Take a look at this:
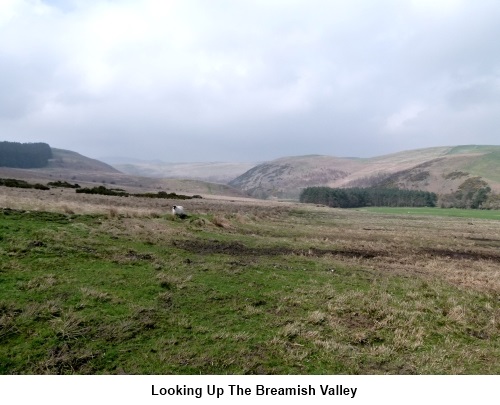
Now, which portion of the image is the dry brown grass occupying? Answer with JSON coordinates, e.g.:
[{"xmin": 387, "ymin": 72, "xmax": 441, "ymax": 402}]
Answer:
[
  {"xmin": 2, "ymin": 182, "xmax": 499, "ymax": 375},
  {"xmin": 1, "ymin": 200, "xmax": 497, "ymax": 375},
  {"xmin": 2, "ymin": 184, "xmax": 499, "ymax": 303}
]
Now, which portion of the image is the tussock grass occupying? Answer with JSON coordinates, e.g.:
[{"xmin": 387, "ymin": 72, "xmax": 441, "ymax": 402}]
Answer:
[{"xmin": 0, "ymin": 188, "xmax": 499, "ymax": 374}]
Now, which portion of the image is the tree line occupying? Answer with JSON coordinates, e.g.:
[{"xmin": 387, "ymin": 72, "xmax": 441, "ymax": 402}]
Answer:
[
  {"xmin": 1, "ymin": 179, "xmax": 203, "ymax": 200},
  {"xmin": 300, "ymin": 187, "xmax": 437, "ymax": 208},
  {"xmin": 0, "ymin": 141, "xmax": 52, "ymax": 168},
  {"xmin": 76, "ymin": 185, "xmax": 202, "ymax": 199},
  {"xmin": 0, "ymin": 178, "xmax": 49, "ymax": 190},
  {"xmin": 439, "ymin": 177, "xmax": 492, "ymax": 209}
]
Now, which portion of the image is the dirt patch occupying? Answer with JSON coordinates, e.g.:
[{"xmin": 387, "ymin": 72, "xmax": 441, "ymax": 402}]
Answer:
[
  {"xmin": 337, "ymin": 312, "xmax": 378, "ymax": 330},
  {"xmin": 172, "ymin": 239, "xmax": 286, "ymax": 256},
  {"xmin": 125, "ymin": 249, "xmax": 155, "ymax": 261},
  {"xmin": 173, "ymin": 238, "xmax": 500, "ymax": 266},
  {"xmin": 309, "ymin": 247, "xmax": 379, "ymax": 259},
  {"xmin": 41, "ymin": 343, "xmax": 98, "ymax": 374},
  {"xmin": 422, "ymin": 248, "xmax": 500, "ymax": 262},
  {"xmin": 465, "ymin": 237, "xmax": 500, "ymax": 248},
  {"xmin": 172, "ymin": 239, "xmax": 381, "ymax": 259}
]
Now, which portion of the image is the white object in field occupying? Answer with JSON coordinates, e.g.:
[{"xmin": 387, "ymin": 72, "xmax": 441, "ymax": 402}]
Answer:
[{"xmin": 172, "ymin": 205, "xmax": 186, "ymax": 217}]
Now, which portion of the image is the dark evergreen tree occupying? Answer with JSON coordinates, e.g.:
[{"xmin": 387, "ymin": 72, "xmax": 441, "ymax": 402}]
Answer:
[
  {"xmin": 0, "ymin": 141, "xmax": 52, "ymax": 168},
  {"xmin": 300, "ymin": 187, "xmax": 437, "ymax": 208}
]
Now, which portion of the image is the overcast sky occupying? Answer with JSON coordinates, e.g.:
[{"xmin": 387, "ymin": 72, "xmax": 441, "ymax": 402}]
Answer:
[{"xmin": 1, "ymin": 0, "xmax": 500, "ymax": 162}]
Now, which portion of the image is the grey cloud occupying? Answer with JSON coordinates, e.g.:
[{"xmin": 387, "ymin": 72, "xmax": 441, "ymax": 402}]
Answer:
[
  {"xmin": 447, "ymin": 79, "xmax": 500, "ymax": 111},
  {"xmin": 1, "ymin": 0, "xmax": 500, "ymax": 162}
]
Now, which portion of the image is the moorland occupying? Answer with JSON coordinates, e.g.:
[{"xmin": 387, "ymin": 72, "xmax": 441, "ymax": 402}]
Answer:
[{"xmin": 1, "ymin": 185, "xmax": 499, "ymax": 374}]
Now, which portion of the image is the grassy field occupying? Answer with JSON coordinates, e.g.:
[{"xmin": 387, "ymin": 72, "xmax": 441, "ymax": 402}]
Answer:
[
  {"xmin": 359, "ymin": 206, "xmax": 500, "ymax": 220},
  {"xmin": 1, "ymin": 187, "xmax": 499, "ymax": 374}
]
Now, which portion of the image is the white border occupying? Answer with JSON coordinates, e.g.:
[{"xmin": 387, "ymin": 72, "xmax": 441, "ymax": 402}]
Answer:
[{"xmin": 1, "ymin": 375, "xmax": 499, "ymax": 405}]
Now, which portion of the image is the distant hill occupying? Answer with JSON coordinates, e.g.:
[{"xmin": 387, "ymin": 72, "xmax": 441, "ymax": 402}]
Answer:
[
  {"xmin": 49, "ymin": 148, "xmax": 121, "ymax": 173},
  {"xmin": 229, "ymin": 145, "xmax": 500, "ymax": 200},
  {"xmin": 4, "ymin": 144, "xmax": 499, "ymax": 202},
  {"xmin": 229, "ymin": 155, "xmax": 357, "ymax": 199},
  {"xmin": 108, "ymin": 160, "xmax": 257, "ymax": 184},
  {"xmin": 0, "ymin": 147, "xmax": 248, "ymax": 198}
]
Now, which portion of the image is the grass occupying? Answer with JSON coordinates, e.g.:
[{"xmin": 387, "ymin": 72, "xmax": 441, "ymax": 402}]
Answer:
[
  {"xmin": 1, "ymin": 189, "xmax": 499, "ymax": 374},
  {"xmin": 461, "ymin": 151, "xmax": 500, "ymax": 183},
  {"xmin": 359, "ymin": 206, "xmax": 500, "ymax": 220}
]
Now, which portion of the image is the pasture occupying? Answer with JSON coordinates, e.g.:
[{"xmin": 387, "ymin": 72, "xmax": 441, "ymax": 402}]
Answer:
[
  {"xmin": 0, "ymin": 186, "xmax": 499, "ymax": 374},
  {"xmin": 360, "ymin": 206, "xmax": 500, "ymax": 220}
]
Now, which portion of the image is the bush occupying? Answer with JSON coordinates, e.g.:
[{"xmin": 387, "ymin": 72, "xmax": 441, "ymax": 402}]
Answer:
[
  {"xmin": 0, "ymin": 178, "xmax": 50, "ymax": 191},
  {"xmin": 74, "ymin": 185, "xmax": 202, "ymax": 200},
  {"xmin": 47, "ymin": 181, "xmax": 81, "ymax": 189}
]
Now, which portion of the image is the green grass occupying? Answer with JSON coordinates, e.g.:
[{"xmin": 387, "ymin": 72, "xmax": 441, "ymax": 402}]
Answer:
[
  {"xmin": 0, "ymin": 208, "xmax": 498, "ymax": 374},
  {"xmin": 446, "ymin": 145, "xmax": 500, "ymax": 155},
  {"xmin": 358, "ymin": 206, "xmax": 500, "ymax": 220},
  {"xmin": 461, "ymin": 151, "xmax": 500, "ymax": 183},
  {"xmin": 444, "ymin": 145, "xmax": 500, "ymax": 182}
]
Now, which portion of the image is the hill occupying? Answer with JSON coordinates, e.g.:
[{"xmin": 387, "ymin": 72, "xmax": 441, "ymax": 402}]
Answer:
[
  {"xmin": 4, "ymin": 144, "xmax": 499, "ymax": 202},
  {"xmin": 109, "ymin": 160, "xmax": 257, "ymax": 184},
  {"xmin": 48, "ymin": 148, "xmax": 121, "ymax": 173},
  {"xmin": 0, "ymin": 147, "xmax": 247, "ymax": 198},
  {"xmin": 229, "ymin": 145, "xmax": 500, "ymax": 200}
]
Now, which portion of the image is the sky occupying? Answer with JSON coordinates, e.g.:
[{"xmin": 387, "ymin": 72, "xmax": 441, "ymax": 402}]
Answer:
[{"xmin": 1, "ymin": 0, "xmax": 500, "ymax": 162}]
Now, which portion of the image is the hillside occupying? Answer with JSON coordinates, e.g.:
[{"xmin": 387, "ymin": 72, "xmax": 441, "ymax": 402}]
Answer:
[
  {"xmin": 229, "ymin": 155, "xmax": 359, "ymax": 199},
  {"xmin": 110, "ymin": 160, "xmax": 256, "ymax": 184},
  {"xmin": 4, "ymin": 144, "xmax": 499, "ymax": 202},
  {"xmin": 0, "ymin": 147, "xmax": 247, "ymax": 198},
  {"xmin": 48, "ymin": 148, "xmax": 121, "ymax": 173},
  {"xmin": 229, "ymin": 145, "xmax": 500, "ymax": 200}
]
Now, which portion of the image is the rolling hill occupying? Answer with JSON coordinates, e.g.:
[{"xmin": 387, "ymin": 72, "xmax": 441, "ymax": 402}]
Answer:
[
  {"xmin": 229, "ymin": 145, "xmax": 500, "ymax": 200},
  {"xmin": 48, "ymin": 148, "xmax": 121, "ymax": 173},
  {"xmin": 109, "ymin": 160, "xmax": 257, "ymax": 184},
  {"xmin": 3, "ymin": 144, "xmax": 499, "ymax": 202},
  {"xmin": 0, "ymin": 147, "xmax": 247, "ymax": 198}
]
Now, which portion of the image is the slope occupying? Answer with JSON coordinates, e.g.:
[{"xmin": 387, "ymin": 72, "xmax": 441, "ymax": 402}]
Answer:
[
  {"xmin": 0, "ymin": 148, "xmax": 248, "ymax": 198},
  {"xmin": 229, "ymin": 145, "xmax": 500, "ymax": 200}
]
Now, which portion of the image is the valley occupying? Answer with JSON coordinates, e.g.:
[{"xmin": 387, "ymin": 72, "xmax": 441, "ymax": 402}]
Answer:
[{"xmin": 1, "ymin": 143, "xmax": 499, "ymax": 374}]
